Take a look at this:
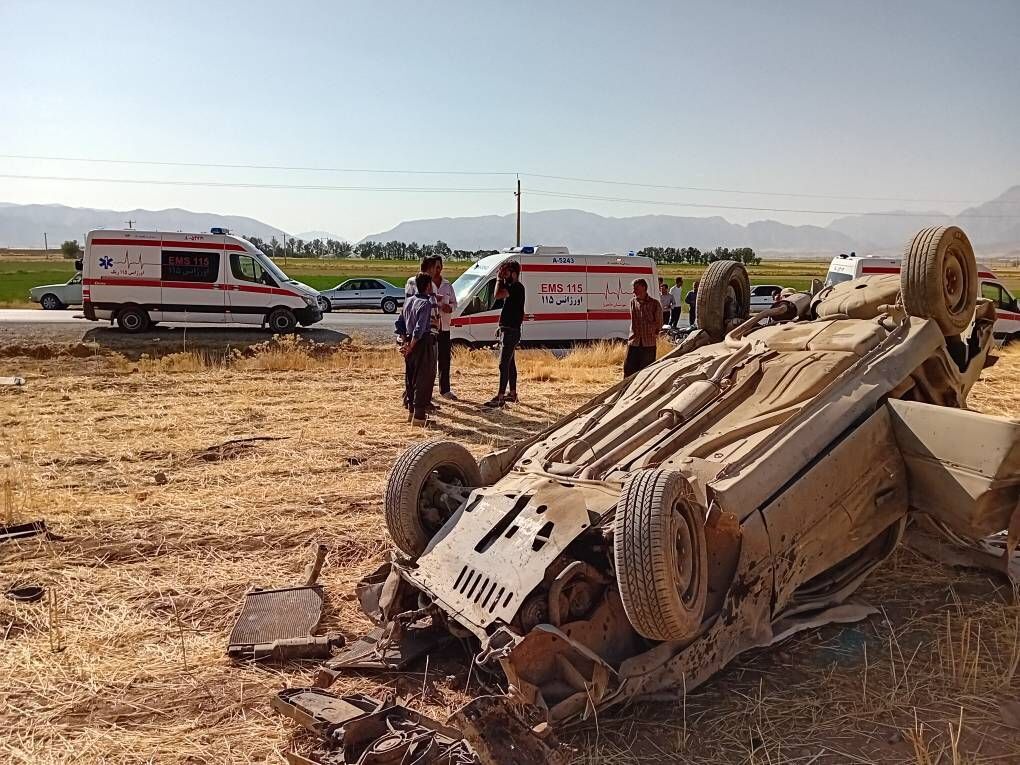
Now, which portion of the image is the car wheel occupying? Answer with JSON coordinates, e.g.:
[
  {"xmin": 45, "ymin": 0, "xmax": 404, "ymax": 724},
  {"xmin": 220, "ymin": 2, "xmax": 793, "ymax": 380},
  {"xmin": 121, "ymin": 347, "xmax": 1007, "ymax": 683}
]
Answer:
[
  {"xmin": 40, "ymin": 294, "xmax": 64, "ymax": 310},
  {"xmin": 385, "ymin": 440, "xmax": 482, "ymax": 558},
  {"xmin": 901, "ymin": 225, "xmax": 977, "ymax": 336},
  {"xmin": 696, "ymin": 260, "xmax": 750, "ymax": 342},
  {"xmin": 613, "ymin": 469, "xmax": 708, "ymax": 642},
  {"xmin": 317, "ymin": 296, "xmax": 331, "ymax": 313},
  {"xmin": 116, "ymin": 306, "xmax": 151, "ymax": 333},
  {"xmin": 382, "ymin": 297, "xmax": 398, "ymax": 314},
  {"xmin": 267, "ymin": 307, "xmax": 298, "ymax": 333}
]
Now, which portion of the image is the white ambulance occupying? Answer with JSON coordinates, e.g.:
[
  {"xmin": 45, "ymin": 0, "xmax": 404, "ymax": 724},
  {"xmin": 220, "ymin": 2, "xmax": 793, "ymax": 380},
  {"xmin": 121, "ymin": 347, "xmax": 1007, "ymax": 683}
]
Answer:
[
  {"xmin": 825, "ymin": 252, "xmax": 1020, "ymax": 342},
  {"xmin": 80, "ymin": 228, "xmax": 323, "ymax": 332},
  {"xmin": 448, "ymin": 246, "xmax": 658, "ymax": 346}
]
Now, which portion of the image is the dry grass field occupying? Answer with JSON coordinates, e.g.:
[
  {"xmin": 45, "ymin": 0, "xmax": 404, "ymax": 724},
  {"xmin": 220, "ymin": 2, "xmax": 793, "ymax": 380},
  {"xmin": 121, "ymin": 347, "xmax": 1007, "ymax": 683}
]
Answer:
[{"xmin": 1, "ymin": 338, "xmax": 1018, "ymax": 764}]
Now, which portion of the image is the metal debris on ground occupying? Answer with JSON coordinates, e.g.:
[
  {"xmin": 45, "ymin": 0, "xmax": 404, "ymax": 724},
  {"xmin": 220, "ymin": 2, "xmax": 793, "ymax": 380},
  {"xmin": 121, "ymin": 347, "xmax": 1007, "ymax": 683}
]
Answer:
[
  {"xmin": 5, "ymin": 584, "xmax": 45, "ymax": 603},
  {"xmin": 0, "ymin": 376, "xmax": 25, "ymax": 386},
  {"xmin": 228, "ymin": 544, "xmax": 344, "ymax": 662},
  {"xmin": 0, "ymin": 520, "xmax": 49, "ymax": 544},
  {"xmin": 272, "ymin": 688, "xmax": 562, "ymax": 765}
]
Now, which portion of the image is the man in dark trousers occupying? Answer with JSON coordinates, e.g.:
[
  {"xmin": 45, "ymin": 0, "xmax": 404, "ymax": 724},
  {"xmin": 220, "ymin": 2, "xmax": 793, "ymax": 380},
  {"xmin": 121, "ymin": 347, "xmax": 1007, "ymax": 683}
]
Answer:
[
  {"xmin": 624, "ymin": 278, "xmax": 661, "ymax": 378},
  {"xmin": 401, "ymin": 272, "xmax": 438, "ymax": 426},
  {"xmin": 483, "ymin": 259, "xmax": 524, "ymax": 408},
  {"xmin": 685, "ymin": 279, "xmax": 699, "ymax": 327},
  {"xmin": 432, "ymin": 256, "xmax": 459, "ymax": 400}
]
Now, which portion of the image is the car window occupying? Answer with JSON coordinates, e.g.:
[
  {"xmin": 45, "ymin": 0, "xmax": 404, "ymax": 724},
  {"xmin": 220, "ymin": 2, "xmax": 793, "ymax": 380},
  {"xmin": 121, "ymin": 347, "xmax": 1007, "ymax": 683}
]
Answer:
[
  {"xmin": 230, "ymin": 253, "xmax": 277, "ymax": 287},
  {"xmin": 461, "ymin": 278, "xmax": 497, "ymax": 316},
  {"xmin": 982, "ymin": 282, "xmax": 1004, "ymax": 305},
  {"xmin": 69, "ymin": 273, "xmax": 82, "ymax": 285},
  {"xmin": 752, "ymin": 285, "xmax": 774, "ymax": 296},
  {"xmin": 364, "ymin": 280, "xmax": 383, "ymax": 290}
]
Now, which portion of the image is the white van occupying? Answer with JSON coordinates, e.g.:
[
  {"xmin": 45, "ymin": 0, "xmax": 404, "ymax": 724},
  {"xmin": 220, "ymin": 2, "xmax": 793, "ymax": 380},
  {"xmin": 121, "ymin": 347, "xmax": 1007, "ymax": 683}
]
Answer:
[
  {"xmin": 448, "ymin": 246, "xmax": 658, "ymax": 346},
  {"xmin": 825, "ymin": 252, "xmax": 1020, "ymax": 342},
  {"xmin": 81, "ymin": 229, "xmax": 323, "ymax": 332}
]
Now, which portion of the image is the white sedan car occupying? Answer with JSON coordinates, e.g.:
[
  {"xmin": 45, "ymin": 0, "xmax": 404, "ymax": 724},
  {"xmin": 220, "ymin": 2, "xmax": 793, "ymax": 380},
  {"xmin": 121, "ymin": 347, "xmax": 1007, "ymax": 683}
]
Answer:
[
  {"xmin": 750, "ymin": 283, "xmax": 784, "ymax": 311},
  {"xmin": 30, "ymin": 273, "xmax": 82, "ymax": 310}
]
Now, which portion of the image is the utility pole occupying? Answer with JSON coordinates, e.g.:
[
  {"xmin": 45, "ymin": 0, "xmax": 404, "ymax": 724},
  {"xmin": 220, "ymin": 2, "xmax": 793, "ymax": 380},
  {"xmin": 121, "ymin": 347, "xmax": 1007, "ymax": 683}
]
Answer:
[
  {"xmin": 43, "ymin": 232, "xmax": 48, "ymax": 254},
  {"xmin": 125, "ymin": 219, "xmax": 135, "ymax": 230},
  {"xmin": 515, "ymin": 177, "xmax": 521, "ymax": 247}
]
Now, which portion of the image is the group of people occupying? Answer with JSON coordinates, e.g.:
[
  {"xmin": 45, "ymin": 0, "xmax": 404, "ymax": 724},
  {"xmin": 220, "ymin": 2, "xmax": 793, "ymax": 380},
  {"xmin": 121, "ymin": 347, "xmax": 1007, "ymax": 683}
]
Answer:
[
  {"xmin": 655, "ymin": 275, "xmax": 699, "ymax": 328},
  {"xmin": 396, "ymin": 255, "xmax": 525, "ymax": 426}
]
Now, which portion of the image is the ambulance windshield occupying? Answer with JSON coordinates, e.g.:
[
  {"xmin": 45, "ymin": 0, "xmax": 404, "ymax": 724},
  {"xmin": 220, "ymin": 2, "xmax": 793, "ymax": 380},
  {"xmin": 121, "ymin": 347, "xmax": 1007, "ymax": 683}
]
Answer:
[{"xmin": 824, "ymin": 270, "xmax": 854, "ymax": 286}]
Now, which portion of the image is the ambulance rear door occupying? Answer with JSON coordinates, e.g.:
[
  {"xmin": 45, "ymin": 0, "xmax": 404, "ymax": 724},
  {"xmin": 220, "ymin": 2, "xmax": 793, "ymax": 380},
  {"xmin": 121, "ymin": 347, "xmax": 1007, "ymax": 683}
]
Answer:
[
  {"xmin": 585, "ymin": 256, "xmax": 656, "ymax": 340},
  {"xmin": 521, "ymin": 253, "xmax": 588, "ymax": 343}
]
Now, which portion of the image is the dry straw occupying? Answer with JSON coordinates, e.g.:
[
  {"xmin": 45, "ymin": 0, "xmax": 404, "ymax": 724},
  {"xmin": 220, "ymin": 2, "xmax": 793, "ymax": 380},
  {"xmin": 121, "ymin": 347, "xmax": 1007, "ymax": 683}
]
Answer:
[{"xmin": 0, "ymin": 338, "xmax": 1017, "ymax": 763}]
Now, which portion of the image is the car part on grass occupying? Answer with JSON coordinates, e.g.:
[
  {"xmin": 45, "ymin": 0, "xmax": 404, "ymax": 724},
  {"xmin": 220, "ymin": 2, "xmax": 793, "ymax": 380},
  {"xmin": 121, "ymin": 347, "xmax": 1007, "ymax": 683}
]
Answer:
[
  {"xmin": 272, "ymin": 688, "xmax": 558, "ymax": 765},
  {"xmin": 334, "ymin": 225, "xmax": 1020, "ymax": 728},
  {"xmin": 0, "ymin": 520, "xmax": 49, "ymax": 544},
  {"xmin": 5, "ymin": 584, "xmax": 45, "ymax": 603},
  {"xmin": 228, "ymin": 544, "xmax": 344, "ymax": 662},
  {"xmin": 0, "ymin": 376, "xmax": 25, "ymax": 386}
]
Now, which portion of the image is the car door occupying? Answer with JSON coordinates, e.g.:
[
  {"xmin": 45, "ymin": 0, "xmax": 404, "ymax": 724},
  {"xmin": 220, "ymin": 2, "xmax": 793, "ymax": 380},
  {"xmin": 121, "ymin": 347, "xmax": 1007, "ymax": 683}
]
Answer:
[
  {"xmin": 335, "ymin": 279, "xmax": 363, "ymax": 308},
  {"xmin": 225, "ymin": 251, "xmax": 277, "ymax": 324},
  {"xmin": 982, "ymin": 281, "xmax": 1020, "ymax": 338},
  {"xmin": 457, "ymin": 277, "xmax": 501, "ymax": 344},
  {"xmin": 358, "ymin": 279, "xmax": 386, "ymax": 309},
  {"xmin": 65, "ymin": 272, "xmax": 83, "ymax": 304},
  {"xmin": 159, "ymin": 240, "xmax": 225, "ymax": 323}
]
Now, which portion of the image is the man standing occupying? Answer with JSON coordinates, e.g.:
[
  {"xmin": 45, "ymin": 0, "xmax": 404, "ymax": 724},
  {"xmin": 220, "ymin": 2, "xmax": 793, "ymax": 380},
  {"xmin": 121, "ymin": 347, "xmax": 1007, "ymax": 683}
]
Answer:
[
  {"xmin": 685, "ymin": 279, "xmax": 699, "ymax": 327},
  {"xmin": 483, "ymin": 260, "xmax": 524, "ymax": 408},
  {"xmin": 658, "ymin": 281, "xmax": 674, "ymax": 327},
  {"xmin": 401, "ymin": 272, "xmax": 438, "ymax": 426},
  {"xmin": 431, "ymin": 256, "xmax": 458, "ymax": 400},
  {"xmin": 668, "ymin": 276, "xmax": 684, "ymax": 328},
  {"xmin": 406, "ymin": 255, "xmax": 437, "ymax": 298},
  {"xmin": 624, "ymin": 278, "xmax": 661, "ymax": 378}
]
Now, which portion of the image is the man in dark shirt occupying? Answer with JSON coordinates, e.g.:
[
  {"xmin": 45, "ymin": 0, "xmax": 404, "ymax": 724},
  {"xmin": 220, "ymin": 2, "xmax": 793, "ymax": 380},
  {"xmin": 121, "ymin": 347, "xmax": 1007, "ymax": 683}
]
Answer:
[
  {"xmin": 400, "ymin": 272, "xmax": 438, "ymax": 425},
  {"xmin": 484, "ymin": 260, "xmax": 525, "ymax": 408},
  {"xmin": 685, "ymin": 279, "xmax": 699, "ymax": 327},
  {"xmin": 624, "ymin": 278, "xmax": 661, "ymax": 378}
]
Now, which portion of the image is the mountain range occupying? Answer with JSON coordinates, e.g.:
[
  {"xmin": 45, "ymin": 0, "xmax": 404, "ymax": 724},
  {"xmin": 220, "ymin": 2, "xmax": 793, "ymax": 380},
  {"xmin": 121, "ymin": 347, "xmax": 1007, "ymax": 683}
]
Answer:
[{"xmin": 2, "ymin": 185, "xmax": 1018, "ymax": 255}]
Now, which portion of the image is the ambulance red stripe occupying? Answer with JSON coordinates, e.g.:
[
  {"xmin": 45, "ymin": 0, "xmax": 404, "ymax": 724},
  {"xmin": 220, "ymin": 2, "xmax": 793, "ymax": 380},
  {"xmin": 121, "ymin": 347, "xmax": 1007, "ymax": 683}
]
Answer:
[
  {"xmin": 90, "ymin": 237, "xmax": 247, "ymax": 252},
  {"xmin": 521, "ymin": 264, "xmax": 654, "ymax": 275},
  {"xmin": 84, "ymin": 277, "xmax": 298, "ymax": 297}
]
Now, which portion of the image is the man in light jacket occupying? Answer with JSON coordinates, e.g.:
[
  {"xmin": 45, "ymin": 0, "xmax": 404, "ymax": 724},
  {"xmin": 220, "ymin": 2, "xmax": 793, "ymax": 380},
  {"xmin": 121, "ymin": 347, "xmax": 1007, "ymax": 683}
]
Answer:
[{"xmin": 432, "ymin": 255, "xmax": 459, "ymax": 400}]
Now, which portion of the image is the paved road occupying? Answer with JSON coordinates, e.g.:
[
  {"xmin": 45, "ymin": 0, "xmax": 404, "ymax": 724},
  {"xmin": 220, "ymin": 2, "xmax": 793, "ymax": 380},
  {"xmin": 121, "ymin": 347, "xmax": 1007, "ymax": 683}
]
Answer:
[{"xmin": 0, "ymin": 307, "xmax": 396, "ymax": 352}]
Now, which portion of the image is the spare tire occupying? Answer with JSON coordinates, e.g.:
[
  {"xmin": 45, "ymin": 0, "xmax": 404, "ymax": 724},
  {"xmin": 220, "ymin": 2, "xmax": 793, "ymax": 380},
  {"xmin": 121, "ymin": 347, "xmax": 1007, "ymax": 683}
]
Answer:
[
  {"xmin": 384, "ymin": 440, "xmax": 482, "ymax": 557},
  {"xmin": 696, "ymin": 260, "xmax": 750, "ymax": 342},
  {"xmin": 613, "ymin": 469, "xmax": 708, "ymax": 642},
  {"xmin": 901, "ymin": 225, "xmax": 977, "ymax": 336}
]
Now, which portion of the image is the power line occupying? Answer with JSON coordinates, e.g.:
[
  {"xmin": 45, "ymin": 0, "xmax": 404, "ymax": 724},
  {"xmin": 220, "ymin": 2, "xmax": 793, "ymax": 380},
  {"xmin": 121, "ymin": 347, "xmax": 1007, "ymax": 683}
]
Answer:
[
  {"xmin": 527, "ymin": 188, "xmax": 1020, "ymax": 218},
  {"xmin": 0, "ymin": 173, "xmax": 509, "ymax": 194},
  {"xmin": 2, "ymin": 153, "xmax": 1015, "ymax": 206},
  {"xmin": 0, "ymin": 153, "xmax": 516, "ymax": 177},
  {"xmin": 526, "ymin": 172, "xmax": 1020, "ymax": 205}
]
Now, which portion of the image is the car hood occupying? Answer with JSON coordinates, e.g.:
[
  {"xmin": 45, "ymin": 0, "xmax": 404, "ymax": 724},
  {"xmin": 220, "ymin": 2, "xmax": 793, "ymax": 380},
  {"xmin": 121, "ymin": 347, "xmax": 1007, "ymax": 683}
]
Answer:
[{"xmin": 30, "ymin": 283, "xmax": 70, "ymax": 294}]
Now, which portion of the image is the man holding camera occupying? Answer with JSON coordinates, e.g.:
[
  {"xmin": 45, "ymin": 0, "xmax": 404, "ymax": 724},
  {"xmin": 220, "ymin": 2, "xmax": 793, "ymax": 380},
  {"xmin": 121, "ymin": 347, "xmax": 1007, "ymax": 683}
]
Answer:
[{"xmin": 483, "ymin": 259, "xmax": 525, "ymax": 408}]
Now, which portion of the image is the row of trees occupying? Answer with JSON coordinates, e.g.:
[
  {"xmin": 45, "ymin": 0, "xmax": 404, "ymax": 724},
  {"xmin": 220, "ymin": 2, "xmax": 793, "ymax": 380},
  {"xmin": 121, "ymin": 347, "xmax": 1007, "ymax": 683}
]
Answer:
[
  {"xmin": 636, "ymin": 245, "xmax": 761, "ymax": 266},
  {"xmin": 244, "ymin": 235, "xmax": 498, "ymax": 262},
  {"xmin": 243, "ymin": 235, "xmax": 761, "ymax": 266}
]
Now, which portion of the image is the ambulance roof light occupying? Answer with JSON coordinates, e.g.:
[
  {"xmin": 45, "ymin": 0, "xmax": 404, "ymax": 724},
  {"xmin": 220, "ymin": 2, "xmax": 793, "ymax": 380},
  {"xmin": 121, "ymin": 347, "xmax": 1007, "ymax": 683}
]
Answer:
[{"xmin": 210, "ymin": 227, "xmax": 230, "ymax": 235}]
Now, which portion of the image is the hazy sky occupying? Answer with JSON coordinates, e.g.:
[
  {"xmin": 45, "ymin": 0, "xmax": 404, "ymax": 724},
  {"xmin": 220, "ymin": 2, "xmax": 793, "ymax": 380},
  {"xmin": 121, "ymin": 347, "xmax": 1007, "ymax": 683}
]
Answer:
[{"xmin": 2, "ymin": 0, "xmax": 1019, "ymax": 239}]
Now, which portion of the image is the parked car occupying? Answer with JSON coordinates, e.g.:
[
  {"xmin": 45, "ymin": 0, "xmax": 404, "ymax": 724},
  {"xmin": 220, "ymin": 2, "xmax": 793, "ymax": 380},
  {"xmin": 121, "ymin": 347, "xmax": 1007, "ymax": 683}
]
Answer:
[
  {"xmin": 749, "ymin": 283, "xmax": 783, "ymax": 311},
  {"xmin": 30, "ymin": 273, "xmax": 83, "ymax": 309},
  {"xmin": 319, "ymin": 278, "xmax": 404, "ymax": 313}
]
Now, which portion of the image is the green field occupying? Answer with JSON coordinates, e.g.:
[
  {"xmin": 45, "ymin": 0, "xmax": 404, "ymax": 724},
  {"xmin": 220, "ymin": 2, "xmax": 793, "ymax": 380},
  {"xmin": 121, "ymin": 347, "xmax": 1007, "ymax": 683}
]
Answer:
[{"xmin": 2, "ymin": 255, "xmax": 1017, "ymax": 308}]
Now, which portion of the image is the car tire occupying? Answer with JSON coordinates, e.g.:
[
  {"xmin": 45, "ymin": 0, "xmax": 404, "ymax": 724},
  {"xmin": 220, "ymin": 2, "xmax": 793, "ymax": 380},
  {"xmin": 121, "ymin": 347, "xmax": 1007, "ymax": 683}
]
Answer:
[
  {"xmin": 116, "ymin": 306, "xmax": 151, "ymax": 333},
  {"xmin": 382, "ymin": 297, "xmax": 398, "ymax": 314},
  {"xmin": 613, "ymin": 469, "xmax": 708, "ymax": 642},
  {"xmin": 901, "ymin": 225, "xmax": 977, "ymax": 336},
  {"xmin": 267, "ymin": 307, "xmax": 298, "ymax": 333},
  {"xmin": 40, "ymin": 294, "xmax": 64, "ymax": 310},
  {"xmin": 385, "ymin": 440, "xmax": 482, "ymax": 558},
  {"xmin": 318, "ymin": 296, "xmax": 332, "ymax": 313},
  {"xmin": 696, "ymin": 260, "xmax": 750, "ymax": 342}
]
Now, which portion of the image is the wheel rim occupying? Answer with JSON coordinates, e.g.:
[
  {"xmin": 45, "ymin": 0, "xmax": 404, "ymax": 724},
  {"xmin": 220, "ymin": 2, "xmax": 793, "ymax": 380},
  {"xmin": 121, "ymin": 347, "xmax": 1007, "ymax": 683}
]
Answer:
[
  {"xmin": 671, "ymin": 498, "xmax": 700, "ymax": 605},
  {"xmin": 42, "ymin": 296, "xmax": 58, "ymax": 308},
  {"xmin": 384, "ymin": 299, "xmax": 396, "ymax": 312},
  {"xmin": 274, "ymin": 314, "xmax": 292, "ymax": 330},
  {"xmin": 419, "ymin": 463, "xmax": 471, "ymax": 533},
  {"xmin": 124, "ymin": 313, "xmax": 140, "ymax": 329},
  {"xmin": 943, "ymin": 247, "xmax": 967, "ymax": 314}
]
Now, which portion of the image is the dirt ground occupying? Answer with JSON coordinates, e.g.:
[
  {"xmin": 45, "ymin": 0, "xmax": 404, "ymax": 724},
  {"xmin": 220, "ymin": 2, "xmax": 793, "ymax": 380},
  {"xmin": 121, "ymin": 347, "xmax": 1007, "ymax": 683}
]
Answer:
[{"xmin": 1, "ymin": 339, "xmax": 1018, "ymax": 764}]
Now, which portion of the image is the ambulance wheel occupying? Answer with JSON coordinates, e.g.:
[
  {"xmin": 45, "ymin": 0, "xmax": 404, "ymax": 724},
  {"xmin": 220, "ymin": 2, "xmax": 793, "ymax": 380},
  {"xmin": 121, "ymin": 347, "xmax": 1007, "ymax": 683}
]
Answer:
[
  {"xmin": 614, "ymin": 469, "xmax": 708, "ymax": 643},
  {"xmin": 267, "ymin": 308, "xmax": 298, "ymax": 333},
  {"xmin": 901, "ymin": 225, "xmax": 977, "ymax": 336},
  {"xmin": 40, "ymin": 294, "xmax": 64, "ymax": 310},
  {"xmin": 381, "ymin": 297, "xmax": 399, "ymax": 314},
  {"xmin": 385, "ymin": 440, "xmax": 482, "ymax": 558},
  {"xmin": 116, "ymin": 306, "xmax": 151, "ymax": 333},
  {"xmin": 696, "ymin": 260, "xmax": 750, "ymax": 342}
]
